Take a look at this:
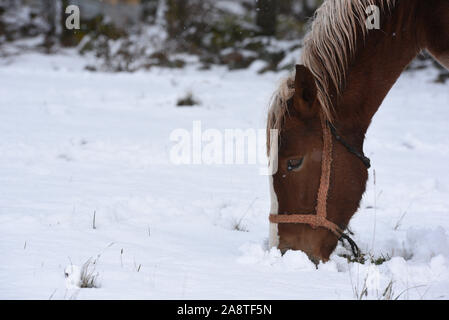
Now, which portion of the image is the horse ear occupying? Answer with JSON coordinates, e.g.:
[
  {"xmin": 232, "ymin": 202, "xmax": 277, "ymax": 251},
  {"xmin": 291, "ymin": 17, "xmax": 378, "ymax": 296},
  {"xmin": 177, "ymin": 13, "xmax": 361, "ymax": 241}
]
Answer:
[{"xmin": 294, "ymin": 65, "xmax": 317, "ymax": 115}]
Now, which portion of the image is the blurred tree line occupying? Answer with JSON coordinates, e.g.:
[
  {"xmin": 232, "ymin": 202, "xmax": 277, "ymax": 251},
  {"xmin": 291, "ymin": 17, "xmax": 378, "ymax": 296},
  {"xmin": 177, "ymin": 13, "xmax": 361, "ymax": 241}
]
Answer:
[
  {"xmin": 0, "ymin": 0, "xmax": 327, "ymax": 71},
  {"xmin": 0, "ymin": 0, "xmax": 446, "ymax": 80}
]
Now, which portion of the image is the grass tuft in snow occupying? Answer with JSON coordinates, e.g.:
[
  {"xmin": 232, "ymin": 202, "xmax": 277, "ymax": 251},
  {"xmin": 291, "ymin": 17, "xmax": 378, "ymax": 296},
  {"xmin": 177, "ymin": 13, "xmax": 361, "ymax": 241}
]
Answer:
[
  {"xmin": 381, "ymin": 280, "xmax": 395, "ymax": 300},
  {"xmin": 353, "ymin": 276, "xmax": 396, "ymax": 300},
  {"xmin": 79, "ymin": 257, "xmax": 101, "ymax": 289},
  {"xmin": 229, "ymin": 197, "xmax": 258, "ymax": 232},
  {"xmin": 230, "ymin": 218, "xmax": 249, "ymax": 232},
  {"xmin": 177, "ymin": 91, "xmax": 200, "ymax": 107},
  {"xmin": 339, "ymin": 252, "xmax": 391, "ymax": 265}
]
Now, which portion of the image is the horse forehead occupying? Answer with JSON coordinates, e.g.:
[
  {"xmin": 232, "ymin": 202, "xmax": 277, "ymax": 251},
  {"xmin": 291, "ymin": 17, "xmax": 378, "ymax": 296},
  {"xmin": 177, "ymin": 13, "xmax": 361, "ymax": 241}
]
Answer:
[{"xmin": 280, "ymin": 125, "xmax": 319, "ymax": 150}]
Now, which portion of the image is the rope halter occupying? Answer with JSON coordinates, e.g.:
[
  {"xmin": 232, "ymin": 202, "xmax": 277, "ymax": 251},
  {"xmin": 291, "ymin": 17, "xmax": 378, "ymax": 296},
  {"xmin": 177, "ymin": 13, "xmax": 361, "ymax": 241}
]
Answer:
[{"xmin": 269, "ymin": 112, "xmax": 370, "ymax": 257}]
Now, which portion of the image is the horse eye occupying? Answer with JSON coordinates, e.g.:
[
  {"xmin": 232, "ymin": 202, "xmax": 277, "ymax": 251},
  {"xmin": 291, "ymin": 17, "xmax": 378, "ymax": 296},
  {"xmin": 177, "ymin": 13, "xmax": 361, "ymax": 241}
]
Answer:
[{"xmin": 287, "ymin": 158, "xmax": 304, "ymax": 171}]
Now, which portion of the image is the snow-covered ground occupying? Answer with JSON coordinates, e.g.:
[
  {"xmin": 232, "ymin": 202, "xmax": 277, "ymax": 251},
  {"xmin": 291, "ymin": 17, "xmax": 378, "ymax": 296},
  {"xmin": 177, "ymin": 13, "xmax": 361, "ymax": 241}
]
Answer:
[{"xmin": 0, "ymin": 50, "xmax": 448, "ymax": 300}]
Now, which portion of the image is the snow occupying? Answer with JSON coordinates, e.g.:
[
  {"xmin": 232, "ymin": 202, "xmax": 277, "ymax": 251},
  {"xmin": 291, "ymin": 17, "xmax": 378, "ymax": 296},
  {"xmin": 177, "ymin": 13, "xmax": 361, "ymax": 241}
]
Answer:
[
  {"xmin": 0, "ymin": 49, "xmax": 449, "ymax": 299},
  {"xmin": 64, "ymin": 264, "xmax": 82, "ymax": 290}
]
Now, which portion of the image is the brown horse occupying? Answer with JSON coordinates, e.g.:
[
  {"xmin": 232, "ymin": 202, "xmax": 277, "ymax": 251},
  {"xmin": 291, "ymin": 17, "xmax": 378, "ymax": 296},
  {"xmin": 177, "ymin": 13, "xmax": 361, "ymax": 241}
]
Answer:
[{"xmin": 267, "ymin": 0, "xmax": 449, "ymax": 263}]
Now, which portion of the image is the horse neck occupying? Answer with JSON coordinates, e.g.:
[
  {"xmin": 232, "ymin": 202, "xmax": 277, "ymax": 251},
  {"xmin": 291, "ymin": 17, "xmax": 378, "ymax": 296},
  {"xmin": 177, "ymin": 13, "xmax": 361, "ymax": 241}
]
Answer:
[{"xmin": 334, "ymin": 0, "xmax": 421, "ymax": 144}]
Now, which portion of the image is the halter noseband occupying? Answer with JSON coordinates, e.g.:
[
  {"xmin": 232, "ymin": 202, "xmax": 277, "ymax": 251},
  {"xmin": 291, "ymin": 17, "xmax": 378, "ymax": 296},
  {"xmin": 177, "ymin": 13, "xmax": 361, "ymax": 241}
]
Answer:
[{"xmin": 269, "ymin": 113, "xmax": 370, "ymax": 256}]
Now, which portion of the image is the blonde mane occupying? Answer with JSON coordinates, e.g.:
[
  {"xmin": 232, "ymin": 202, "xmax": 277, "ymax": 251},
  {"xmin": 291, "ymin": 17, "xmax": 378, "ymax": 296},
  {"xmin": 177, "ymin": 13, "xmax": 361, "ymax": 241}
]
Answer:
[{"xmin": 267, "ymin": 0, "xmax": 397, "ymax": 132}]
